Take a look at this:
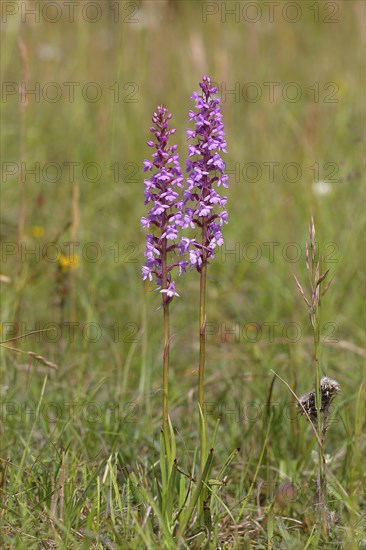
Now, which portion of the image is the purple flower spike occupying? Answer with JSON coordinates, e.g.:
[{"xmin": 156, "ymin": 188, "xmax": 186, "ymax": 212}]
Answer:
[
  {"xmin": 141, "ymin": 105, "xmax": 187, "ymax": 302},
  {"xmin": 179, "ymin": 76, "xmax": 228, "ymax": 271}
]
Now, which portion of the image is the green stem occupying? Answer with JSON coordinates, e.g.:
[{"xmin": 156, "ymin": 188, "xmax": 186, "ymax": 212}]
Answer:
[
  {"xmin": 314, "ymin": 310, "xmax": 327, "ymax": 537},
  {"xmin": 163, "ymin": 301, "xmax": 170, "ymax": 451},
  {"xmin": 198, "ymin": 224, "xmax": 207, "ymax": 413},
  {"xmin": 161, "ymin": 230, "xmax": 170, "ymax": 459},
  {"xmin": 198, "ymin": 221, "xmax": 208, "ymax": 517}
]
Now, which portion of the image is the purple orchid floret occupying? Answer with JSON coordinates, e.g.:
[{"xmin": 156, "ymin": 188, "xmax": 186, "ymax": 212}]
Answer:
[
  {"xmin": 141, "ymin": 105, "xmax": 188, "ymax": 302},
  {"xmin": 178, "ymin": 76, "xmax": 228, "ymax": 272},
  {"xmin": 160, "ymin": 281, "xmax": 180, "ymax": 298}
]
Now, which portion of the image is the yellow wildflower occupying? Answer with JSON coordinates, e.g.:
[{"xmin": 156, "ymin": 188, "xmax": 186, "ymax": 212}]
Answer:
[
  {"xmin": 32, "ymin": 225, "xmax": 44, "ymax": 238},
  {"xmin": 58, "ymin": 253, "xmax": 80, "ymax": 273}
]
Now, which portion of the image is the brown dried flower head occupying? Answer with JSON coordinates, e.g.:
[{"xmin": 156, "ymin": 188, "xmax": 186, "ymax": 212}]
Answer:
[{"xmin": 297, "ymin": 376, "xmax": 340, "ymax": 421}]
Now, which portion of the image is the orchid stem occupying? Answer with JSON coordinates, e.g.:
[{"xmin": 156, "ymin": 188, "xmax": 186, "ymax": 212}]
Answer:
[
  {"xmin": 198, "ymin": 221, "xmax": 208, "ymax": 517},
  {"xmin": 161, "ymin": 232, "xmax": 171, "ymax": 459}
]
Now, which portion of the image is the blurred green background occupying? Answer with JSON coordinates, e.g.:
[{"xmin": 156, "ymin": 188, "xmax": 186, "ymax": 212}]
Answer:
[{"xmin": 0, "ymin": 0, "xmax": 365, "ymax": 545}]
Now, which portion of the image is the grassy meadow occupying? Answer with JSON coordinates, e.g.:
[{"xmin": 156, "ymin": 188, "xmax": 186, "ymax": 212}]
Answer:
[{"xmin": 1, "ymin": 1, "xmax": 365, "ymax": 548}]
